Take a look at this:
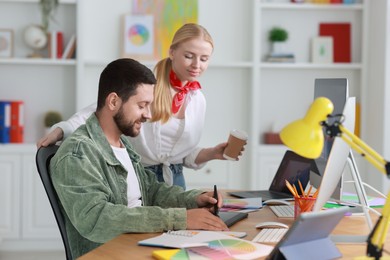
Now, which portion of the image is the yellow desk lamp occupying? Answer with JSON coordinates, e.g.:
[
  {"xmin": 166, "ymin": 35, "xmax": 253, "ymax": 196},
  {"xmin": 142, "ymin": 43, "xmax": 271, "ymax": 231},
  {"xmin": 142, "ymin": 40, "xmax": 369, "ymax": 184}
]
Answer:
[{"xmin": 280, "ymin": 97, "xmax": 390, "ymax": 260}]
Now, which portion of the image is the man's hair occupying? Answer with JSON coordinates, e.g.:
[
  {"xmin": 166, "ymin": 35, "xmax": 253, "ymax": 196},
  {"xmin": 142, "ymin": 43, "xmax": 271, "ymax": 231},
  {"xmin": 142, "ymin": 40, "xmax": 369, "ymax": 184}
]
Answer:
[{"xmin": 97, "ymin": 58, "xmax": 156, "ymax": 110}]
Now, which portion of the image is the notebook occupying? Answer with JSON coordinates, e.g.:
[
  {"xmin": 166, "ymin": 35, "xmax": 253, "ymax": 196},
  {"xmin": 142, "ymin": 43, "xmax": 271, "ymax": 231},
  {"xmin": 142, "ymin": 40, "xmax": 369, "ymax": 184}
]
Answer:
[{"xmin": 229, "ymin": 150, "xmax": 312, "ymax": 200}]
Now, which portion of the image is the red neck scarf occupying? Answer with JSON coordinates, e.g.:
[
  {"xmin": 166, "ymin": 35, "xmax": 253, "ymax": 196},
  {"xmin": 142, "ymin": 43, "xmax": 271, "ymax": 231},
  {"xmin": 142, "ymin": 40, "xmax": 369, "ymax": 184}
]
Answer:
[{"xmin": 169, "ymin": 70, "xmax": 201, "ymax": 114}]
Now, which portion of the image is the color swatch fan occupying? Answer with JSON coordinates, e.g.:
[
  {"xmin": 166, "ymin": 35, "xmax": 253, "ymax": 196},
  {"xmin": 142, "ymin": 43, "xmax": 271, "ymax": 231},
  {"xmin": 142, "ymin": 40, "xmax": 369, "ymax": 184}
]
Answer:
[
  {"xmin": 141, "ymin": 230, "xmax": 273, "ymax": 259},
  {"xmin": 153, "ymin": 239, "xmax": 271, "ymax": 260}
]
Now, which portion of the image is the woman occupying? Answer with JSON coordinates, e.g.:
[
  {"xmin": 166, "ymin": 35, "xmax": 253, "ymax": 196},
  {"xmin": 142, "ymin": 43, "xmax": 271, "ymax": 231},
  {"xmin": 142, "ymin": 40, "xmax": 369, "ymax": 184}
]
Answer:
[{"xmin": 37, "ymin": 23, "xmax": 245, "ymax": 189}]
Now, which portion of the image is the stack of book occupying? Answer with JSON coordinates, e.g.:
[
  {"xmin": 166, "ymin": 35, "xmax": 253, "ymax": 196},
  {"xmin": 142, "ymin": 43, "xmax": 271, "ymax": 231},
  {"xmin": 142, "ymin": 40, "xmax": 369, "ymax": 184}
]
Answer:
[{"xmin": 265, "ymin": 53, "xmax": 295, "ymax": 63}]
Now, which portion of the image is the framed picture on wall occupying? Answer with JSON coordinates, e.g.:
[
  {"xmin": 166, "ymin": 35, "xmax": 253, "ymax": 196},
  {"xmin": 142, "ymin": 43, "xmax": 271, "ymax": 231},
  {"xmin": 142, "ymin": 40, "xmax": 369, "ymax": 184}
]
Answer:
[
  {"xmin": 121, "ymin": 15, "xmax": 154, "ymax": 60},
  {"xmin": 0, "ymin": 29, "xmax": 13, "ymax": 58},
  {"xmin": 311, "ymin": 36, "xmax": 333, "ymax": 64}
]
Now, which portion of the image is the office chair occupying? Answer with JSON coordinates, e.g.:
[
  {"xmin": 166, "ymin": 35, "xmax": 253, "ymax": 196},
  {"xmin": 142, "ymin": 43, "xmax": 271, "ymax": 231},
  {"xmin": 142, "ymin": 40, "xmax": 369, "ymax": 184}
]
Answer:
[{"xmin": 35, "ymin": 145, "xmax": 72, "ymax": 260}]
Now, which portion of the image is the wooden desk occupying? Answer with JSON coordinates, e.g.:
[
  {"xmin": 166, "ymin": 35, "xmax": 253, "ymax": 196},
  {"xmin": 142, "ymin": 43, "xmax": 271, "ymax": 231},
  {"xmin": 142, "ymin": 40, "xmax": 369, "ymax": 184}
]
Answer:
[{"xmin": 77, "ymin": 204, "xmax": 390, "ymax": 260}]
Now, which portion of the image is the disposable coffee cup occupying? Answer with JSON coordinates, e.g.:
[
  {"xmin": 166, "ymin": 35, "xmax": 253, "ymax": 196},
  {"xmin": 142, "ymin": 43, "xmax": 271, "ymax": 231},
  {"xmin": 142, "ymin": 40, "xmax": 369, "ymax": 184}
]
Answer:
[{"xmin": 223, "ymin": 130, "xmax": 248, "ymax": 161}]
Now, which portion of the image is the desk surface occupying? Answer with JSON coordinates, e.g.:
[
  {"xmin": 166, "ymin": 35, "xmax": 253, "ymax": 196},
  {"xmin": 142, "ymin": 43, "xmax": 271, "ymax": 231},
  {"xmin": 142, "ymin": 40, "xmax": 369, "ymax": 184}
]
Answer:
[{"xmin": 78, "ymin": 200, "xmax": 388, "ymax": 260}]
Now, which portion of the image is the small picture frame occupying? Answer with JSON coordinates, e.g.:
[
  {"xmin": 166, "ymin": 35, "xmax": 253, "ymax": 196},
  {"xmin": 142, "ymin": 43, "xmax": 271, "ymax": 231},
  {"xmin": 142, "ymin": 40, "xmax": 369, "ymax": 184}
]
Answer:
[
  {"xmin": 0, "ymin": 29, "xmax": 14, "ymax": 58},
  {"xmin": 311, "ymin": 36, "xmax": 333, "ymax": 64},
  {"xmin": 121, "ymin": 15, "xmax": 154, "ymax": 60}
]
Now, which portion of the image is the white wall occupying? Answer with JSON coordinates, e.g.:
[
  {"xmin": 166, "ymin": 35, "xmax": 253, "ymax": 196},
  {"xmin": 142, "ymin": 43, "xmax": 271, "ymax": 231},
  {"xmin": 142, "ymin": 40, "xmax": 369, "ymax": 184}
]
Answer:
[{"xmin": 364, "ymin": 0, "xmax": 389, "ymax": 193}]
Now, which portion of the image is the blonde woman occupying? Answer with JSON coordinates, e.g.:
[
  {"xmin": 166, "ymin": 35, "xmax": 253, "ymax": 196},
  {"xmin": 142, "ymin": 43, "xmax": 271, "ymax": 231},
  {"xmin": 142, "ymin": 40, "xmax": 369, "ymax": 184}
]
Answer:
[{"xmin": 37, "ymin": 23, "xmax": 245, "ymax": 189}]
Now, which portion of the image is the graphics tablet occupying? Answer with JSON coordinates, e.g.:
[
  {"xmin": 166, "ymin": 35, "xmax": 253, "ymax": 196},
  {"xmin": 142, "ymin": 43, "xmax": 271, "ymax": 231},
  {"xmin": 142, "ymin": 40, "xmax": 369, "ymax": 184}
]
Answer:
[{"xmin": 219, "ymin": 212, "xmax": 248, "ymax": 227}]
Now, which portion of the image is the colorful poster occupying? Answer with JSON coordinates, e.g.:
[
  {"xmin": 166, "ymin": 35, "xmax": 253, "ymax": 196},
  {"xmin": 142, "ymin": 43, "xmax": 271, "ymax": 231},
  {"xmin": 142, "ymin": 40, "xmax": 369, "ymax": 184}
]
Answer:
[{"xmin": 131, "ymin": 0, "xmax": 198, "ymax": 60}]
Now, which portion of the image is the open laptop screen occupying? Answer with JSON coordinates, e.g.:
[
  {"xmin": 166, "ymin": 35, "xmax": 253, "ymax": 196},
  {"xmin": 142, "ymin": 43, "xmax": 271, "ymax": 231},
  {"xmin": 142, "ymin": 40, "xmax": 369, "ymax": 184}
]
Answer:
[
  {"xmin": 229, "ymin": 150, "xmax": 312, "ymax": 199},
  {"xmin": 269, "ymin": 151, "xmax": 312, "ymax": 195}
]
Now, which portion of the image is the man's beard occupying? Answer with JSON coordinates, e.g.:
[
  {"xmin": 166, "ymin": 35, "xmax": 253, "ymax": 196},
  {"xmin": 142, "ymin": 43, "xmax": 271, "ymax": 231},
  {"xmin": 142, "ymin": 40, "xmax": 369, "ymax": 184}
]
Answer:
[{"xmin": 113, "ymin": 106, "xmax": 145, "ymax": 137}]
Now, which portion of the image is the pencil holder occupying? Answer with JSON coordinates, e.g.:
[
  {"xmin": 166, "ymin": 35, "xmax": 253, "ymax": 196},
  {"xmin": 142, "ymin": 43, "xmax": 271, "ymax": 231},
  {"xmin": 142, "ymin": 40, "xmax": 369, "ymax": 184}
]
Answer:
[{"xmin": 294, "ymin": 196, "xmax": 316, "ymax": 219}]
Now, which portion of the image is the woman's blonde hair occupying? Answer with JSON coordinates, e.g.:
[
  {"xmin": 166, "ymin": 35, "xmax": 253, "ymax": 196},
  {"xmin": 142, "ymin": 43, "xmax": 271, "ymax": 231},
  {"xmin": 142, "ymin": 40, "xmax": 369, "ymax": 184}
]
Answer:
[{"xmin": 151, "ymin": 23, "xmax": 214, "ymax": 123}]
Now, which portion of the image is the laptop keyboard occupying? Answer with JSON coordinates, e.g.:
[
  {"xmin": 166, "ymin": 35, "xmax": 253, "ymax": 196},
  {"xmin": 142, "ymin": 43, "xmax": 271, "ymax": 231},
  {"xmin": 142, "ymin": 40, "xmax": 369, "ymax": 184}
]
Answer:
[
  {"xmin": 270, "ymin": 205, "xmax": 294, "ymax": 218},
  {"xmin": 252, "ymin": 228, "xmax": 288, "ymax": 243}
]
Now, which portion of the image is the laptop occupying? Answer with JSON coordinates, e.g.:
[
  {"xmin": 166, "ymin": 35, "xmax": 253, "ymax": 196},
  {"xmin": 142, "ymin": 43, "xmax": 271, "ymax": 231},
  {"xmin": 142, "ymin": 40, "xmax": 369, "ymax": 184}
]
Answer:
[
  {"xmin": 219, "ymin": 211, "xmax": 248, "ymax": 227},
  {"xmin": 229, "ymin": 150, "xmax": 312, "ymax": 200}
]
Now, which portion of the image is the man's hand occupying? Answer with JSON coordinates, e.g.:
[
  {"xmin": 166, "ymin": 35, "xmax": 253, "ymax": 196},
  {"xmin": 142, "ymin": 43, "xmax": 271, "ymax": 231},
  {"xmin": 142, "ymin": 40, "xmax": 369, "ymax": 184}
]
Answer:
[
  {"xmin": 186, "ymin": 208, "xmax": 228, "ymax": 231},
  {"xmin": 196, "ymin": 191, "xmax": 224, "ymax": 214},
  {"xmin": 36, "ymin": 127, "xmax": 64, "ymax": 148}
]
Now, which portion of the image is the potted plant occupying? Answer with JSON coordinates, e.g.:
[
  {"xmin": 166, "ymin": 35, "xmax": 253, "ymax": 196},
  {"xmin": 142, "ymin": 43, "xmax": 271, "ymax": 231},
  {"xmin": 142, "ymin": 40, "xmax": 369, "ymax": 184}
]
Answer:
[
  {"xmin": 44, "ymin": 111, "xmax": 62, "ymax": 133},
  {"xmin": 39, "ymin": 0, "xmax": 59, "ymax": 33},
  {"xmin": 269, "ymin": 27, "xmax": 289, "ymax": 54}
]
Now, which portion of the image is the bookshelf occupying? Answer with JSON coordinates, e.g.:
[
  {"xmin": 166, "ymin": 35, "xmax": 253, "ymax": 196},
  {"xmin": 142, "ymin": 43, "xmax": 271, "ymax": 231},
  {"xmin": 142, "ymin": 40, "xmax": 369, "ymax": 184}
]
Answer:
[
  {"xmin": 250, "ymin": 0, "xmax": 368, "ymax": 189},
  {"xmin": 0, "ymin": 0, "xmax": 76, "ymax": 251}
]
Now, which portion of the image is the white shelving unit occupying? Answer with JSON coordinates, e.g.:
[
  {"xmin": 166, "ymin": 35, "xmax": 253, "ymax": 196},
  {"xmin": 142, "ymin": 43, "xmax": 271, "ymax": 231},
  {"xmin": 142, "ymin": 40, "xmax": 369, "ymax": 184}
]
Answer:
[
  {"xmin": 0, "ymin": 0, "xmax": 77, "ymax": 251},
  {"xmin": 250, "ymin": 0, "xmax": 368, "ymax": 189},
  {"xmin": 0, "ymin": 0, "xmax": 77, "ymax": 143}
]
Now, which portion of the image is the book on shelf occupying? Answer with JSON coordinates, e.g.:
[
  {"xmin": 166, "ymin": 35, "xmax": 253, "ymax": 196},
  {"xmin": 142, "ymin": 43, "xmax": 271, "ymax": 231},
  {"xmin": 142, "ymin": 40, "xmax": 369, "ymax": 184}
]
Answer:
[
  {"xmin": 10, "ymin": 100, "xmax": 24, "ymax": 143},
  {"xmin": 311, "ymin": 0, "xmax": 331, "ymax": 3},
  {"xmin": 319, "ymin": 23, "xmax": 351, "ymax": 63},
  {"xmin": 0, "ymin": 101, "xmax": 11, "ymax": 143},
  {"xmin": 62, "ymin": 34, "xmax": 76, "ymax": 59},
  {"xmin": 48, "ymin": 31, "xmax": 64, "ymax": 59},
  {"xmin": 139, "ymin": 230, "xmax": 273, "ymax": 259},
  {"xmin": 265, "ymin": 53, "xmax": 295, "ymax": 63}
]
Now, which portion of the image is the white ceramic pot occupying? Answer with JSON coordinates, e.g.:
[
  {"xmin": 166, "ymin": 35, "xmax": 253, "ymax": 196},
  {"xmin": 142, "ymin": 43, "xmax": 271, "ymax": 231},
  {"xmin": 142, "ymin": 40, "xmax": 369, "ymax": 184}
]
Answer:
[{"xmin": 272, "ymin": 42, "xmax": 287, "ymax": 54}]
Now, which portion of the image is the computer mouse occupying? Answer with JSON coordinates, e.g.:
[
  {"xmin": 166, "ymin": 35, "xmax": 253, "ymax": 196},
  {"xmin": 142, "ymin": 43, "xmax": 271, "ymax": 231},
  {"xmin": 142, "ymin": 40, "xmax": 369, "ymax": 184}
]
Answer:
[
  {"xmin": 255, "ymin": 221, "xmax": 289, "ymax": 229},
  {"xmin": 263, "ymin": 199, "xmax": 291, "ymax": 206}
]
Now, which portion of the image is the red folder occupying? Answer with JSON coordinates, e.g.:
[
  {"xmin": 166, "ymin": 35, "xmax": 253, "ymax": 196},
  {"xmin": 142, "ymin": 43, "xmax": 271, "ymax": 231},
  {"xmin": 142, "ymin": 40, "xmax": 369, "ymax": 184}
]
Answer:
[
  {"xmin": 10, "ymin": 100, "xmax": 24, "ymax": 143},
  {"xmin": 319, "ymin": 23, "xmax": 351, "ymax": 63}
]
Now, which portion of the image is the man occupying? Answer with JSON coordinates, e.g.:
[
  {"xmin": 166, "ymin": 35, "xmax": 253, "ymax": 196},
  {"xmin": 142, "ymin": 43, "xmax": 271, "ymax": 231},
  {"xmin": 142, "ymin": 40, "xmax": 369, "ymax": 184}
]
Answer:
[{"xmin": 50, "ymin": 58, "xmax": 228, "ymax": 259}]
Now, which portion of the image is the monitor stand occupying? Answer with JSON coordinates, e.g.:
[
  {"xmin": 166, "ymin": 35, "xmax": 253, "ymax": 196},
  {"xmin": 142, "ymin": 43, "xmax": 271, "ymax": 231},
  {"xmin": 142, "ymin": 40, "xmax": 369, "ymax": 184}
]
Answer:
[{"xmin": 331, "ymin": 150, "xmax": 373, "ymax": 244}]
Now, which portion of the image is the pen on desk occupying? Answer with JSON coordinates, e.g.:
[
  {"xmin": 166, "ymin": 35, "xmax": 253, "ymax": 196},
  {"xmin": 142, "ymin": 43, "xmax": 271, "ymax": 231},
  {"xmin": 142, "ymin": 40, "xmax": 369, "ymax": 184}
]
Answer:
[{"xmin": 213, "ymin": 185, "xmax": 219, "ymax": 216}]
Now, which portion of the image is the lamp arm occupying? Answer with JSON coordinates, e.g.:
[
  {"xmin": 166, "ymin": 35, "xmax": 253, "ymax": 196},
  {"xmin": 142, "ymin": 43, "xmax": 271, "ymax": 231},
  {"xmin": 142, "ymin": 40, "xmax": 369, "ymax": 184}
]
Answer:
[
  {"xmin": 365, "ymin": 191, "xmax": 390, "ymax": 259},
  {"xmin": 334, "ymin": 123, "xmax": 390, "ymax": 259},
  {"xmin": 338, "ymin": 124, "xmax": 390, "ymax": 177}
]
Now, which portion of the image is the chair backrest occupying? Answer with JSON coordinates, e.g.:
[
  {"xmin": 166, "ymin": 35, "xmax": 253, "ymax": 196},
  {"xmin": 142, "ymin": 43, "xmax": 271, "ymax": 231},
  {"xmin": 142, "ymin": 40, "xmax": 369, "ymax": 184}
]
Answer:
[{"xmin": 35, "ymin": 145, "xmax": 72, "ymax": 260}]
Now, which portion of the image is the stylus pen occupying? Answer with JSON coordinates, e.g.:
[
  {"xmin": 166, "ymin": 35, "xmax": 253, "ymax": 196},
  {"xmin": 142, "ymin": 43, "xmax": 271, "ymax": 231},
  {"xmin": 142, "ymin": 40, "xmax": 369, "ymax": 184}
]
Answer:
[{"xmin": 213, "ymin": 185, "xmax": 219, "ymax": 216}]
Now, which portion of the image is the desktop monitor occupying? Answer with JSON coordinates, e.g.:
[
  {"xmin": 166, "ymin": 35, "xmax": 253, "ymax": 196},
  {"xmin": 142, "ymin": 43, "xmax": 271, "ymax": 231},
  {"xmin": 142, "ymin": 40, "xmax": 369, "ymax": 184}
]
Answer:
[
  {"xmin": 313, "ymin": 96, "xmax": 356, "ymax": 212},
  {"xmin": 310, "ymin": 78, "xmax": 349, "ymax": 200}
]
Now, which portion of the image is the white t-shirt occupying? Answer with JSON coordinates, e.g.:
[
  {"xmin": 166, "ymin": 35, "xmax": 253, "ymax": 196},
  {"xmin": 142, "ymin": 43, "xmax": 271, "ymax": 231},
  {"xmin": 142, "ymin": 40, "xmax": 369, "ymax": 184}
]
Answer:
[{"xmin": 111, "ymin": 145, "xmax": 142, "ymax": 208}]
